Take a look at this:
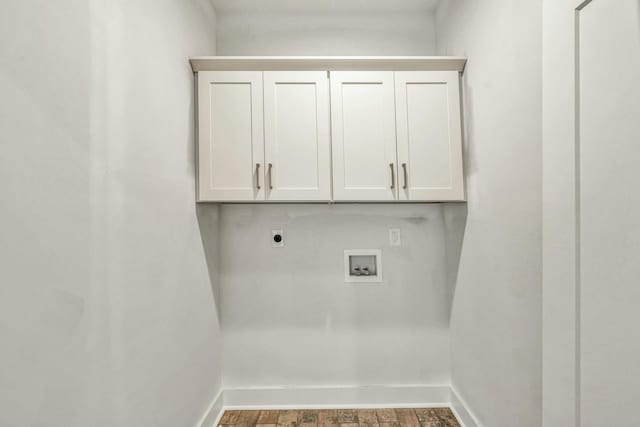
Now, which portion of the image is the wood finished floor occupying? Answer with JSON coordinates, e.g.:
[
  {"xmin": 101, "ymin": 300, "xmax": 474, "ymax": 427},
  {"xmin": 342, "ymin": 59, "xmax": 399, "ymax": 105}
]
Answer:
[{"xmin": 218, "ymin": 408, "xmax": 460, "ymax": 427}]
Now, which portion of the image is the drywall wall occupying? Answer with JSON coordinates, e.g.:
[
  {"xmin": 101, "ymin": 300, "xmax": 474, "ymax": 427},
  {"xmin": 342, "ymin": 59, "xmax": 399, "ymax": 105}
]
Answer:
[
  {"xmin": 0, "ymin": 1, "xmax": 221, "ymax": 426},
  {"xmin": 220, "ymin": 204, "xmax": 451, "ymax": 388},
  {"xmin": 436, "ymin": 1, "xmax": 542, "ymax": 426},
  {"xmin": 215, "ymin": 10, "xmax": 437, "ymax": 55},
  {"xmin": 213, "ymin": 7, "xmax": 450, "ymax": 389}
]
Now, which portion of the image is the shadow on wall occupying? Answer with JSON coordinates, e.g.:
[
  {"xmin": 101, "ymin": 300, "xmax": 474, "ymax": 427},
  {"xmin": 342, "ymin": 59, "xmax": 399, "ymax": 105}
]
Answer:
[
  {"xmin": 196, "ymin": 204, "xmax": 223, "ymax": 324},
  {"xmin": 460, "ymin": 65, "xmax": 477, "ymax": 179},
  {"xmin": 202, "ymin": 203, "xmax": 469, "ymax": 330},
  {"xmin": 443, "ymin": 203, "xmax": 468, "ymax": 322},
  {"xmin": 440, "ymin": 65, "xmax": 472, "ymax": 319}
]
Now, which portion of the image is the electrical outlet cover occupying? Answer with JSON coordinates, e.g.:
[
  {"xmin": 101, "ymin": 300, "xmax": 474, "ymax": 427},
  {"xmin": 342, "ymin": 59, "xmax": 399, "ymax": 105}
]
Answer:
[
  {"xmin": 272, "ymin": 229, "xmax": 284, "ymax": 248},
  {"xmin": 389, "ymin": 228, "xmax": 401, "ymax": 246}
]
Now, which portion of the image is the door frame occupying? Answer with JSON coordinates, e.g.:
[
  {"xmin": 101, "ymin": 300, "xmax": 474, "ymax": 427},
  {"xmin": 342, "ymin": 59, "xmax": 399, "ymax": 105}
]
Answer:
[{"xmin": 542, "ymin": 1, "xmax": 597, "ymax": 426}]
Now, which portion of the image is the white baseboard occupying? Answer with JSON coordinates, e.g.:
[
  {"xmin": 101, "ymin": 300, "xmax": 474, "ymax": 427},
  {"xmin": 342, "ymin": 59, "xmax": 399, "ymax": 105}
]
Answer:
[
  {"xmin": 223, "ymin": 385, "xmax": 450, "ymax": 409},
  {"xmin": 449, "ymin": 387, "xmax": 480, "ymax": 427},
  {"xmin": 198, "ymin": 389, "xmax": 224, "ymax": 427},
  {"xmin": 199, "ymin": 385, "xmax": 476, "ymax": 427}
]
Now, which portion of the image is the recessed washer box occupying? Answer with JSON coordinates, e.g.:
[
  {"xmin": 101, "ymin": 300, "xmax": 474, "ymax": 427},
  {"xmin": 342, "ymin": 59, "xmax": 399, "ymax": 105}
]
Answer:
[{"xmin": 344, "ymin": 249, "xmax": 382, "ymax": 283}]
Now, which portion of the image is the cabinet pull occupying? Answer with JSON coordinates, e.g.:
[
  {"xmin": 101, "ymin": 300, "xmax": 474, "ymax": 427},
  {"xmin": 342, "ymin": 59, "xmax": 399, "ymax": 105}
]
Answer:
[
  {"xmin": 268, "ymin": 163, "xmax": 273, "ymax": 190},
  {"xmin": 389, "ymin": 163, "xmax": 395, "ymax": 189},
  {"xmin": 402, "ymin": 163, "xmax": 408, "ymax": 189},
  {"xmin": 255, "ymin": 163, "xmax": 261, "ymax": 189}
]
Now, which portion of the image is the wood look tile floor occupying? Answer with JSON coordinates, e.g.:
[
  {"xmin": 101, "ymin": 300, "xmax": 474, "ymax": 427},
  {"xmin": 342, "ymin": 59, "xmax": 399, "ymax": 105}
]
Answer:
[{"xmin": 218, "ymin": 408, "xmax": 460, "ymax": 427}]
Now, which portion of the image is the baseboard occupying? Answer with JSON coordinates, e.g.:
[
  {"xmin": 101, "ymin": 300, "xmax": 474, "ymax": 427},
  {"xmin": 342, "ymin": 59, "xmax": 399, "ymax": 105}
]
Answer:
[
  {"xmin": 449, "ymin": 387, "xmax": 480, "ymax": 427},
  {"xmin": 223, "ymin": 385, "xmax": 450, "ymax": 409},
  {"xmin": 199, "ymin": 385, "xmax": 476, "ymax": 427},
  {"xmin": 198, "ymin": 388, "xmax": 224, "ymax": 427}
]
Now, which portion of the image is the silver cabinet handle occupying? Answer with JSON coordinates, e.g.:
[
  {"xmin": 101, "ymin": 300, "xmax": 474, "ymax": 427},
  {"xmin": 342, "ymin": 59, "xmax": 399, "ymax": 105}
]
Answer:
[
  {"xmin": 389, "ymin": 163, "xmax": 395, "ymax": 189},
  {"xmin": 255, "ymin": 163, "xmax": 261, "ymax": 189},
  {"xmin": 268, "ymin": 163, "xmax": 273, "ymax": 190},
  {"xmin": 402, "ymin": 163, "xmax": 408, "ymax": 189}
]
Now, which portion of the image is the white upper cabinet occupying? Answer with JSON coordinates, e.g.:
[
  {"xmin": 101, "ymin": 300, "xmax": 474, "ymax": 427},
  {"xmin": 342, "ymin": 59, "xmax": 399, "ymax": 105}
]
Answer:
[
  {"xmin": 330, "ymin": 71, "xmax": 399, "ymax": 201},
  {"xmin": 395, "ymin": 71, "xmax": 464, "ymax": 201},
  {"xmin": 192, "ymin": 57, "xmax": 467, "ymax": 203},
  {"xmin": 197, "ymin": 71, "xmax": 264, "ymax": 201},
  {"xmin": 263, "ymin": 71, "xmax": 331, "ymax": 201}
]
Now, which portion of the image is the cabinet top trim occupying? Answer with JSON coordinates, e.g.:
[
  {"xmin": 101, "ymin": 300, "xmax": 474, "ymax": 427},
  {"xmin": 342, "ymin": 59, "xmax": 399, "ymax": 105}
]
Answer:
[{"xmin": 189, "ymin": 56, "xmax": 467, "ymax": 72}]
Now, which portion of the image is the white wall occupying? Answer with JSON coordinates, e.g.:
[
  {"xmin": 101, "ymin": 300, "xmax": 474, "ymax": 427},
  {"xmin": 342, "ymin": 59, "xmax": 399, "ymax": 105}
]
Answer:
[
  {"xmin": 219, "ymin": 205, "xmax": 451, "ymax": 388},
  {"xmin": 0, "ymin": 1, "xmax": 222, "ymax": 426},
  {"xmin": 215, "ymin": 10, "xmax": 436, "ymax": 55},
  {"xmin": 436, "ymin": 1, "xmax": 542, "ymax": 426}
]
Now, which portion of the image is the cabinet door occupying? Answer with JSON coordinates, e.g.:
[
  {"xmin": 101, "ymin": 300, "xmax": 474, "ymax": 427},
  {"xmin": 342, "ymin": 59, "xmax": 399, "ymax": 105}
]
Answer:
[
  {"xmin": 330, "ymin": 71, "xmax": 398, "ymax": 201},
  {"xmin": 395, "ymin": 71, "xmax": 464, "ymax": 201},
  {"xmin": 264, "ymin": 71, "xmax": 331, "ymax": 201},
  {"xmin": 197, "ymin": 71, "xmax": 264, "ymax": 201}
]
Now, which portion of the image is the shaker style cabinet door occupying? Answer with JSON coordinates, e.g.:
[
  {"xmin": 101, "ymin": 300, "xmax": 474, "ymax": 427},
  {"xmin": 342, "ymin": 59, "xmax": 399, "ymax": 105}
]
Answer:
[
  {"xmin": 197, "ymin": 71, "xmax": 264, "ymax": 201},
  {"xmin": 263, "ymin": 71, "xmax": 331, "ymax": 201},
  {"xmin": 330, "ymin": 71, "xmax": 399, "ymax": 201},
  {"xmin": 394, "ymin": 71, "xmax": 465, "ymax": 201}
]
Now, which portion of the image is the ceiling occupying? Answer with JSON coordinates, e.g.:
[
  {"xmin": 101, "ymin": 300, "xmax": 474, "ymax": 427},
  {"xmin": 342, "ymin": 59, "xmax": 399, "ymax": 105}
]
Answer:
[{"xmin": 211, "ymin": 0, "xmax": 442, "ymax": 13}]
